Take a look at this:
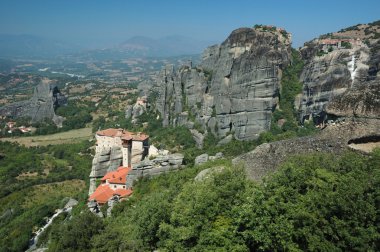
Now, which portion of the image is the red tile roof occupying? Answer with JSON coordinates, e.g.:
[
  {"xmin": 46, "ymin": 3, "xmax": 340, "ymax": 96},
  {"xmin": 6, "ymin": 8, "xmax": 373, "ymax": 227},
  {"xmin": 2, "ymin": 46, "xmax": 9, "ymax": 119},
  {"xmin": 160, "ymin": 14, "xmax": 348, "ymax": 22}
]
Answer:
[
  {"xmin": 96, "ymin": 128, "xmax": 149, "ymax": 141},
  {"xmin": 96, "ymin": 128, "xmax": 123, "ymax": 137},
  {"xmin": 88, "ymin": 185, "xmax": 114, "ymax": 204},
  {"xmin": 114, "ymin": 188, "xmax": 133, "ymax": 198},
  {"xmin": 88, "ymin": 184, "xmax": 132, "ymax": 204},
  {"xmin": 101, "ymin": 166, "xmax": 130, "ymax": 184}
]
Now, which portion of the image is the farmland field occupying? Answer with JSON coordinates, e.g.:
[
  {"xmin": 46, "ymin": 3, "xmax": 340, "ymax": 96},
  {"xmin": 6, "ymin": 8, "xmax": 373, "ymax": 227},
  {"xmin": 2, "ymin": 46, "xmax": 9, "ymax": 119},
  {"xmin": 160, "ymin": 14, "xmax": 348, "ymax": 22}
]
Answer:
[{"xmin": 0, "ymin": 127, "xmax": 93, "ymax": 147}]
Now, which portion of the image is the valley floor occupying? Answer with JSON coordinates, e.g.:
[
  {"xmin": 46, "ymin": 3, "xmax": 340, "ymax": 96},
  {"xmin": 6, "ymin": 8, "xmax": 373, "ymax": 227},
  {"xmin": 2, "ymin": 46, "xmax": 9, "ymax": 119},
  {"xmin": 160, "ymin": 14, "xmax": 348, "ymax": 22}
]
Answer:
[{"xmin": 0, "ymin": 127, "xmax": 92, "ymax": 147}]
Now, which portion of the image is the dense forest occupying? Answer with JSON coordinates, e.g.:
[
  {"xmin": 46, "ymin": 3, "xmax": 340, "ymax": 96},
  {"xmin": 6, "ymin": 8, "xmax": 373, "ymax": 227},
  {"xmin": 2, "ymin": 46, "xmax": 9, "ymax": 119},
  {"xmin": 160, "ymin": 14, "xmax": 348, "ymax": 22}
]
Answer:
[
  {"xmin": 0, "ymin": 141, "xmax": 92, "ymax": 251},
  {"xmin": 43, "ymin": 149, "xmax": 380, "ymax": 251}
]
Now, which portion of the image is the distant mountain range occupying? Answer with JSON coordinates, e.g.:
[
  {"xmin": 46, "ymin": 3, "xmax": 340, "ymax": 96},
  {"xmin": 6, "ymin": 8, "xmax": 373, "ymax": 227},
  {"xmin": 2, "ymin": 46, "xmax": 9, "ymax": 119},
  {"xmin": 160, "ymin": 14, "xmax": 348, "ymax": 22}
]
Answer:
[
  {"xmin": 0, "ymin": 34, "xmax": 82, "ymax": 59},
  {"xmin": 118, "ymin": 35, "xmax": 213, "ymax": 57},
  {"xmin": 0, "ymin": 34, "xmax": 214, "ymax": 60}
]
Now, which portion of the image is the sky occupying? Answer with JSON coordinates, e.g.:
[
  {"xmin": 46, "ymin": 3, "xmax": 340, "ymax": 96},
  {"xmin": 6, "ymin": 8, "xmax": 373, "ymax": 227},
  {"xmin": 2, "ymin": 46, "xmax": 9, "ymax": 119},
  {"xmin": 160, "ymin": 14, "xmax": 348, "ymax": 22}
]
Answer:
[{"xmin": 0, "ymin": 0, "xmax": 379, "ymax": 48}]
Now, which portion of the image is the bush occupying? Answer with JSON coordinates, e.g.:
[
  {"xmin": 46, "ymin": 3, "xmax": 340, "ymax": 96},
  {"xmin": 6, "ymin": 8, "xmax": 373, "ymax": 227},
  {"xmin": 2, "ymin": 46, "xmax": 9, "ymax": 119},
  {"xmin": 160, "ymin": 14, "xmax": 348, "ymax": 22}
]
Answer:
[
  {"xmin": 48, "ymin": 210, "xmax": 103, "ymax": 251},
  {"xmin": 341, "ymin": 41, "xmax": 352, "ymax": 49}
]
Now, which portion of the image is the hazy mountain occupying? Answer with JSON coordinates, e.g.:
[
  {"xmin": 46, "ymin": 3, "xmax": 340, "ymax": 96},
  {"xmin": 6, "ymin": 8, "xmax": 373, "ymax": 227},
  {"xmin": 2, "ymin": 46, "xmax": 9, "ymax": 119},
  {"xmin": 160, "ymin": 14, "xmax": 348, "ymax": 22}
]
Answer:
[
  {"xmin": 0, "ymin": 34, "xmax": 214, "ymax": 60},
  {"xmin": 118, "ymin": 35, "xmax": 214, "ymax": 57},
  {"xmin": 69, "ymin": 35, "xmax": 214, "ymax": 61},
  {"xmin": 0, "ymin": 34, "xmax": 81, "ymax": 59}
]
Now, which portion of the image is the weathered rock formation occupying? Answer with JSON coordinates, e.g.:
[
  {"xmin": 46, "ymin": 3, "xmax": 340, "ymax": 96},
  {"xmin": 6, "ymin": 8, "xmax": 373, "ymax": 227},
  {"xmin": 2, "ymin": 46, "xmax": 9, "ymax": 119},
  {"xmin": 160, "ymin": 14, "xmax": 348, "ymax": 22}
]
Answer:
[
  {"xmin": 125, "ymin": 153, "xmax": 184, "ymax": 188},
  {"xmin": 194, "ymin": 166, "xmax": 226, "ymax": 182},
  {"xmin": 233, "ymin": 118, "xmax": 380, "ymax": 181},
  {"xmin": 88, "ymin": 146, "xmax": 123, "ymax": 194},
  {"xmin": 0, "ymin": 78, "xmax": 67, "ymax": 124},
  {"xmin": 194, "ymin": 152, "xmax": 223, "ymax": 166},
  {"xmin": 149, "ymin": 27, "xmax": 292, "ymax": 141},
  {"xmin": 298, "ymin": 22, "xmax": 380, "ymax": 123},
  {"xmin": 229, "ymin": 22, "xmax": 380, "ymax": 182},
  {"xmin": 326, "ymin": 79, "xmax": 380, "ymax": 118},
  {"xmin": 125, "ymin": 97, "xmax": 147, "ymax": 123}
]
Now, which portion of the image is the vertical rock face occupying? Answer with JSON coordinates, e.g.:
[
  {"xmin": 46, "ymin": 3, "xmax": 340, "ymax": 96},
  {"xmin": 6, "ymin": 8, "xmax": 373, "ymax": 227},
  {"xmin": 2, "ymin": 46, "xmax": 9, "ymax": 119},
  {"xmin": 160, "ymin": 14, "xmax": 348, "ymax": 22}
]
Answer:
[
  {"xmin": 0, "ymin": 78, "xmax": 67, "ymax": 124},
  {"xmin": 201, "ymin": 28, "xmax": 291, "ymax": 140},
  {"xmin": 151, "ymin": 27, "xmax": 291, "ymax": 141},
  {"xmin": 298, "ymin": 22, "xmax": 380, "ymax": 123}
]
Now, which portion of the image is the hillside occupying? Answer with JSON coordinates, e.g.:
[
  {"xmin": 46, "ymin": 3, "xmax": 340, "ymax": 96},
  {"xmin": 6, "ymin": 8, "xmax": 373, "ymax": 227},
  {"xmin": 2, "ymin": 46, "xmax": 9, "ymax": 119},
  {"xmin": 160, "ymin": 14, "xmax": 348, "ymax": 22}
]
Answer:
[{"xmin": 0, "ymin": 141, "xmax": 92, "ymax": 251}]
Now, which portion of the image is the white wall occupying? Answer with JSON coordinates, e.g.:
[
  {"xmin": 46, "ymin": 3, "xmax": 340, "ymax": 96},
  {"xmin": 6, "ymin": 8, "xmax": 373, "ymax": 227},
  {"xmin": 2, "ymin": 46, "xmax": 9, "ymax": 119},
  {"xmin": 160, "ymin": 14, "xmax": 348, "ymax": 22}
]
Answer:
[
  {"xmin": 109, "ymin": 183, "xmax": 127, "ymax": 190},
  {"xmin": 122, "ymin": 146, "xmax": 130, "ymax": 167}
]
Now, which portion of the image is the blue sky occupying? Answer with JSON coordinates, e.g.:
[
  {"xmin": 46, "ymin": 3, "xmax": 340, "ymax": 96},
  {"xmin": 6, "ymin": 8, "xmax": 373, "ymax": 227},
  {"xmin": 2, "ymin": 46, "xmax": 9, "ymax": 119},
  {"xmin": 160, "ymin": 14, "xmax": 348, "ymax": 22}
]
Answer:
[{"xmin": 0, "ymin": 0, "xmax": 379, "ymax": 48}]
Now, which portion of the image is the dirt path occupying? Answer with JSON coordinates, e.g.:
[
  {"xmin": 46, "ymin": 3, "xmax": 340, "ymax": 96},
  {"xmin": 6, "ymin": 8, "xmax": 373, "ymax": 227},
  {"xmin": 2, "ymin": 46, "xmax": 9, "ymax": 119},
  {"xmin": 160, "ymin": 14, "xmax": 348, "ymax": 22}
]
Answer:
[{"xmin": 0, "ymin": 127, "xmax": 93, "ymax": 147}]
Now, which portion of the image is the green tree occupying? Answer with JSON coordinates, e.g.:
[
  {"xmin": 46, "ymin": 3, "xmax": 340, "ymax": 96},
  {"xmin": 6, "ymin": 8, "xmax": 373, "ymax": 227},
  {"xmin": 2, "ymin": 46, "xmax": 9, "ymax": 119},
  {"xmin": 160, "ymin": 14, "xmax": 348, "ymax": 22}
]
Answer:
[{"xmin": 48, "ymin": 211, "xmax": 103, "ymax": 252}]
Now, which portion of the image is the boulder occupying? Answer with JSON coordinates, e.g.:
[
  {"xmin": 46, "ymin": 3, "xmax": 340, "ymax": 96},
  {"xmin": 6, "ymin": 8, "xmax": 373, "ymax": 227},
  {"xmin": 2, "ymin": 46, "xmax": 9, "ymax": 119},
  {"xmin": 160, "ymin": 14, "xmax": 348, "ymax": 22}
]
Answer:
[
  {"xmin": 194, "ymin": 166, "xmax": 225, "ymax": 182},
  {"xmin": 217, "ymin": 135, "xmax": 233, "ymax": 146},
  {"xmin": 190, "ymin": 129, "xmax": 205, "ymax": 149},
  {"xmin": 168, "ymin": 153, "xmax": 184, "ymax": 165},
  {"xmin": 195, "ymin": 153, "xmax": 209, "ymax": 166},
  {"xmin": 64, "ymin": 198, "xmax": 78, "ymax": 209},
  {"xmin": 209, "ymin": 152, "xmax": 224, "ymax": 161}
]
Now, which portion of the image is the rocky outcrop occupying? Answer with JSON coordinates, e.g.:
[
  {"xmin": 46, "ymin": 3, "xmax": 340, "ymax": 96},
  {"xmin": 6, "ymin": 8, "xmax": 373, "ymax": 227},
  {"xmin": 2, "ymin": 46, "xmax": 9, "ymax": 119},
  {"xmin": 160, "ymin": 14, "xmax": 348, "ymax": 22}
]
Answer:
[
  {"xmin": 194, "ymin": 152, "xmax": 223, "ymax": 166},
  {"xmin": 298, "ymin": 23, "xmax": 380, "ymax": 123},
  {"xmin": 125, "ymin": 102, "xmax": 146, "ymax": 123},
  {"xmin": 190, "ymin": 129, "xmax": 205, "ymax": 149},
  {"xmin": 194, "ymin": 166, "xmax": 225, "ymax": 182},
  {"xmin": 88, "ymin": 146, "xmax": 123, "ymax": 195},
  {"xmin": 233, "ymin": 118, "xmax": 380, "ymax": 181},
  {"xmin": 195, "ymin": 153, "xmax": 209, "ymax": 166},
  {"xmin": 90, "ymin": 147, "xmax": 123, "ymax": 178},
  {"xmin": 87, "ymin": 200, "xmax": 103, "ymax": 217},
  {"xmin": 0, "ymin": 78, "xmax": 67, "ymax": 124},
  {"xmin": 326, "ymin": 80, "xmax": 380, "ymax": 118},
  {"xmin": 125, "ymin": 153, "xmax": 184, "ymax": 188},
  {"xmin": 149, "ymin": 27, "xmax": 291, "ymax": 141}
]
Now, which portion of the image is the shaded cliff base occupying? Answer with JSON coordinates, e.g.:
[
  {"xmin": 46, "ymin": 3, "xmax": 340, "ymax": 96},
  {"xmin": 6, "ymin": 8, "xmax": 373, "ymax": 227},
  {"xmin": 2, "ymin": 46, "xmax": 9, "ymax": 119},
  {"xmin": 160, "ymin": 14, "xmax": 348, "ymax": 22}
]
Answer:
[{"xmin": 233, "ymin": 118, "xmax": 380, "ymax": 181}]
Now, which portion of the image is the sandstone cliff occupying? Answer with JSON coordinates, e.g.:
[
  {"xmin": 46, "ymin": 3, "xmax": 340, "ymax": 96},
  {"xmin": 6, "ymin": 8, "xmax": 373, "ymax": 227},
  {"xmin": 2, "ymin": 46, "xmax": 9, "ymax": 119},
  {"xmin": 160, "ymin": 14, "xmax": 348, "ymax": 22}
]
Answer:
[
  {"xmin": 150, "ymin": 27, "xmax": 292, "ymax": 142},
  {"xmin": 234, "ymin": 21, "xmax": 380, "ymax": 181},
  {"xmin": 298, "ymin": 22, "xmax": 380, "ymax": 123},
  {"xmin": 0, "ymin": 78, "xmax": 67, "ymax": 124}
]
